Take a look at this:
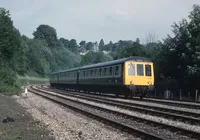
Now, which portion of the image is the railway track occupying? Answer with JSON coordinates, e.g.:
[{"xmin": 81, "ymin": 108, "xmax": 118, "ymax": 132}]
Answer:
[
  {"xmin": 29, "ymin": 86, "xmax": 200, "ymax": 140},
  {"xmin": 45, "ymin": 85, "xmax": 200, "ymax": 110},
  {"xmin": 40, "ymin": 86, "xmax": 200, "ymax": 125},
  {"xmin": 131, "ymin": 97, "xmax": 200, "ymax": 110}
]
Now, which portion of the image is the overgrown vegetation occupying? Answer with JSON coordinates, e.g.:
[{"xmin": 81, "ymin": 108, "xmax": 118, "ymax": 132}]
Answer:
[{"xmin": 1, "ymin": 5, "xmax": 200, "ymax": 98}]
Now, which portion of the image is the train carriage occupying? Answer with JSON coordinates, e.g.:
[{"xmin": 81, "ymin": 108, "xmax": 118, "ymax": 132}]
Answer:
[{"xmin": 50, "ymin": 56, "xmax": 154, "ymax": 99}]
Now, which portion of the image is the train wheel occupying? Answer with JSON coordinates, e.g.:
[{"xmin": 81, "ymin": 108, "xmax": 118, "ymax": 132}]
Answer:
[
  {"xmin": 124, "ymin": 93, "xmax": 129, "ymax": 99},
  {"xmin": 128, "ymin": 91, "xmax": 133, "ymax": 99}
]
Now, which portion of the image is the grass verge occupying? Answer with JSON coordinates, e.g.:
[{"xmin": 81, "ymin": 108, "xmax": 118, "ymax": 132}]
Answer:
[
  {"xmin": 16, "ymin": 75, "xmax": 49, "ymax": 87},
  {"xmin": 0, "ymin": 75, "xmax": 49, "ymax": 96}
]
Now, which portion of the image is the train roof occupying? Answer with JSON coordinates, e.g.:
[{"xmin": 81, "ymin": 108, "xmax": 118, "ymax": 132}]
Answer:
[
  {"xmin": 79, "ymin": 56, "xmax": 151, "ymax": 70},
  {"xmin": 51, "ymin": 67, "xmax": 79, "ymax": 75},
  {"xmin": 51, "ymin": 56, "xmax": 151, "ymax": 75}
]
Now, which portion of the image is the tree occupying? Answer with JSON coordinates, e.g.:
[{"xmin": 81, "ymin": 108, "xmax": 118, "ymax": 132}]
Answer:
[
  {"xmin": 60, "ymin": 38, "xmax": 69, "ymax": 48},
  {"xmin": 79, "ymin": 40, "xmax": 86, "ymax": 47},
  {"xmin": 114, "ymin": 41, "xmax": 146, "ymax": 59},
  {"xmin": 99, "ymin": 39, "xmax": 105, "ymax": 51},
  {"xmin": 93, "ymin": 41, "xmax": 99, "ymax": 52},
  {"xmin": 33, "ymin": 24, "xmax": 58, "ymax": 47},
  {"xmin": 186, "ymin": 4, "xmax": 200, "ymax": 77},
  {"xmin": 0, "ymin": 8, "xmax": 21, "ymax": 61},
  {"xmin": 0, "ymin": 8, "xmax": 21, "ymax": 86},
  {"xmin": 102, "ymin": 41, "xmax": 113, "ymax": 51},
  {"xmin": 80, "ymin": 52, "xmax": 113, "ymax": 66},
  {"xmin": 68, "ymin": 39, "xmax": 78, "ymax": 52},
  {"xmin": 27, "ymin": 39, "xmax": 48, "ymax": 76},
  {"xmin": 136, "ymin": 38, "xmax": 140, "ymax": 43},
  {"xmin": 13, "ymin": 34, "xmax": 29, "ymax": 75},
  {"xmin": 155, "ymin": 4, "xmax": 200, "ymax": 91},
  {"xmin": 85, "ymin": 42, "xmax": 93, "ymax": 51},
  {"xmin": 145, "ymin": 32, "xmax": 157, "ymax": 44}
]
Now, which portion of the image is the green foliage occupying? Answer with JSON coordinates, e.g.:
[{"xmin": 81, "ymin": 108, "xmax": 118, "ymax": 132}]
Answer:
[
  {"xmin": 101, "ymin": 41, "xmax": 113, "ymax": 51},
  {"xmin": 114, "ymin": 41, "xmax": 146, "ymax": 59},
  {"xmin": 0, "ymin": 84, "xmax": 21, "ymax": 95},
  {"xmin": 99, "ymin": 39, "xmax": 105, "ymax": 51},
  {"xmin": 12, "ymin": 34, "xmax": 29, "ymax": 75},
  {"xmin": 60, "ymin": 38, "xmax": 69, "ymax": 47},
  {"xmin": 33, "ymin": 24, "xmax": 57, "ymax": 47},
  {"xmin": 0, "ymin": 8, "xmax": 21, "ymax": 90},
  {"xmin": 160, "ymin": 4, "xmax": 200, "ymax": 78},
  {"xmin": 68, "ymin": 39, "xmax": 78, "ymax": 52},
  {"xmin": 16, "ymin": 75, "xmax": 49, "ymax": 87},
  {"xmin": 85, "ymin": 42, "xmax": 93, "ymax": 51},
  {"xmin": 0, "ymin": 8, "xmax": 21, "ymax": 61},
  {"xmin": 0, "ymin": 63, "xmax": 16, "ymax": 86},
  {"xmin": 80, "ymin": 52, "xmax": 113, "ymax": 66},
  {"xmin": 79, "ymin": 40, "xmax": 86, "ymax": 47},
  {"xmin": 53, "ymin": 44, "xmax": 81, "ymax": 70}
]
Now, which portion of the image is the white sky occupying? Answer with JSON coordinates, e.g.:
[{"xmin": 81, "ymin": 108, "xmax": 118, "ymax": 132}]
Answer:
[{"xmin": 1, "ymin": 0, "xmax": 200, "ymax": 44}]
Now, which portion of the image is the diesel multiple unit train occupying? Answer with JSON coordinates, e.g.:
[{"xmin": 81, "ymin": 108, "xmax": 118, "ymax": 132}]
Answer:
[{"xmin": 49, "ymin": 56, "xmax": 155, "ymax": 98}]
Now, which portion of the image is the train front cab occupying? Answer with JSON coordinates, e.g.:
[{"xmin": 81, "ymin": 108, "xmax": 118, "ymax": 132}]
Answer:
[{"xmin": 123, "ymin": 61, "xmax": 154, "ymax": 98}]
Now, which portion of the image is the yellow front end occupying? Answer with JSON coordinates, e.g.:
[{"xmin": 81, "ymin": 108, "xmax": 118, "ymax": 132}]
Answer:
[{"xmin": 123, "ymin": 61, "xmax": 154, "ymax": 86}]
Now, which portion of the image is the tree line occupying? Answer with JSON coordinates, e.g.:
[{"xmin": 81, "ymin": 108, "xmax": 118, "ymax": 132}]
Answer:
[{"xmin": 1, "ymin": 5, "xmax": 200, "ymax": 98}]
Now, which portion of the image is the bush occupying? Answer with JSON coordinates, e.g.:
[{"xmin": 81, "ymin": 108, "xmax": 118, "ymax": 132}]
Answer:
[
  {"xmin": 0, "ymin": 84, "xmax": 21, "ymax": 95},
  {"xmin": 16, "ymin": 75, "xmax": 49, "ymax": 87}
]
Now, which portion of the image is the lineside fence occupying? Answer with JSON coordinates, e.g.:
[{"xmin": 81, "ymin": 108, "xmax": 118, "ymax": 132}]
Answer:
[{"xmin": 148, "ymin": 78, "xmax": 200, "ymax": 102}]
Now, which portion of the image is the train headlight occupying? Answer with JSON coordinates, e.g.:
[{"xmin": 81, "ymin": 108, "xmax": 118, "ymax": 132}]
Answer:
[{"xmin": 147, "ymin": 81, "xmax": 152, "ymax": 85}]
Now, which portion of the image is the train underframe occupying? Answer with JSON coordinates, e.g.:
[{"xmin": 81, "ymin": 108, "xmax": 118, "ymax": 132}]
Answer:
[{"xmin": 50, "ymin": 83, "xmax": 154, "ymax": 99}]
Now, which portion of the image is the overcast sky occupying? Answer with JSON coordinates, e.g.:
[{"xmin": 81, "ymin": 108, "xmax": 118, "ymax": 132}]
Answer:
[{"xmin": 1, "ymin": 0, "xmax": 200, "ymax": 44}]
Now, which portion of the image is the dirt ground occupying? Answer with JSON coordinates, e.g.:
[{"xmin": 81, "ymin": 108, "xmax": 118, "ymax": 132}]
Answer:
[{"xmin": 0, "ymin": 93, "xmax": 54, "ymax": 140}]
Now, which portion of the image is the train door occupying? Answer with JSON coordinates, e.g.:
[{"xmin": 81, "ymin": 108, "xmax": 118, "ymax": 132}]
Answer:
[{"xmin": 144, "ymin": 63, "xmax": 154, "ymax": 86}]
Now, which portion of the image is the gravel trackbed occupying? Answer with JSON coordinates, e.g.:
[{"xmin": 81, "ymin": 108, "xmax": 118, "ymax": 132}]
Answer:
[
  {"xmin": 0, "ymin": 93, "xmax": 53, "ymax": 140},
  {"xmin": 13, "ymin": 91, "xmax": 139, "ymax": 140}
]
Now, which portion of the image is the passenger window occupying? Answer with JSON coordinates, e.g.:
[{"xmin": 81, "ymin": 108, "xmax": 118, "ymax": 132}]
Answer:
[
  {"xmin": 94, "ymin": 69, "xmax": 97, "ymax": 76},
  {"xmin": 103, "ymin": 68, "xmax": 107, "ymax": 76},
  {"xmin": 109, "ymin": 67, "xmax": 112, "ymax": 75},
  {"xmin": 99, "ymin": 68, "xmax": 102, "ymax": 76},
  {"xmin": 137, "ymin": 64, "xmax": 144, "ymax": 76},
  {"xmin": 91, "ymin": 70, "xmax": 93, "ymax": 76},
  {"xmin": 128, "ymin": 64, "xmax": 135, "ymax": 76},
  {"xmin": 87, "ymin": 70, "xmax": 89, "ymax": 77},
  {"xmin": 145, "ymin": 65, "xmax": 152, "ymax": 76},
  {"xmin": 115, "ymin": 66, "xmax": 119, "ymax": 75}
]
